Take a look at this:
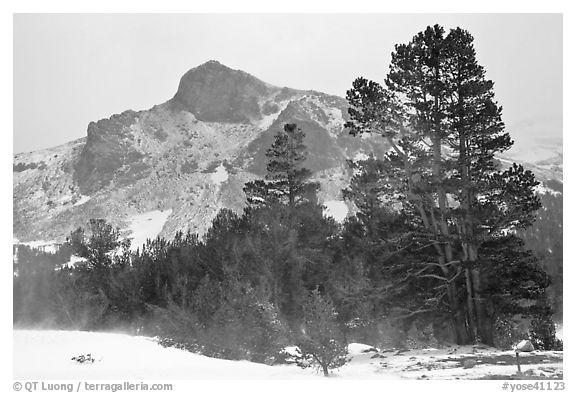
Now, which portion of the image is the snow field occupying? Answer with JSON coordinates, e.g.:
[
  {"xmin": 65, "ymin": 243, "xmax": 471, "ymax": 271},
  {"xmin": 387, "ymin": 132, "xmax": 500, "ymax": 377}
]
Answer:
[
  {"xmin": 13, "ymin": 330, "xmax": 315, "ymax": 380},
  {"xmin": 323, "ymin": 201, "xmax": 349, "ymax": 222},
  {"xmin": 210, "ymin": 163, "xmax": 229, "ymax": 185},
  {"xmin": 126, "ymin": 210, "xmax": 172, "ymax": 251},
  {"xmin": 13, "ymin": 330, "xmax": 562, "ymax": 380}
]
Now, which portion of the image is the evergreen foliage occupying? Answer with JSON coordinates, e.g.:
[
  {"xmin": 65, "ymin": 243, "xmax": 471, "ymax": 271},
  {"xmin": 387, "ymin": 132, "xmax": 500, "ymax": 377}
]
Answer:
[
  {"xmin": 344, "ymin": 24, "xmax": 545, "ymax": 346},
  {"xmin": 12, "ymin": 25, "xmax": 562, "ymax": 371},
  {"xmin": 244, "ymin": 123, "xmax": 320, "ymax": 208},
  {"xmin": 67, "ymin": 218, "xmax": 131, "ymax": 270},
  {"xmin": 518, "ymin": 189, "xmax": 563, "ymax": 318},
  {"xmin": 529, "ymin": 307, "xmax": 563, "ymax": 351},
  {"xmin": 298, "ymin": 290, "xmax": 348, "ymax": 376}
]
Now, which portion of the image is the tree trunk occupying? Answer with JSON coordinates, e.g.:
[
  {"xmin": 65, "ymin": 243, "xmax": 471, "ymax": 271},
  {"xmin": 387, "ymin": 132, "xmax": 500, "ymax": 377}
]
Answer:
[
  {"xmin": 465, "ymin": 266, "xmax": 477, "ymax": 340},
  {"xmin": 322, "ymin": 364, "xmax": 329, "ymax": 377},
  {"xmin": 430, "ymin": 126, "xmax": 475, "ymax": 345},
  {"xmin": 449, "ymin": 309, "xmax": 471, "ymax": 345},
  {"xmin": 472, "ymin": 266, "xmax": 494, "ymax": 346},
  {"xmin": 447, "ymin": 281, "xmax": 473, "ymax": 344}
]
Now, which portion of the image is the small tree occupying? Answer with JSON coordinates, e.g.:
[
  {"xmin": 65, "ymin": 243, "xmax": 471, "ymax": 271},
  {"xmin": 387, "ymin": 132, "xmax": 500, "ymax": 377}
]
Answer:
[
  {"xmin": 298, "ymin": 290, "xmax": 347, "ymax": 377},
  {"xmin": 529, "ymin": 306, "xmax": 563, "ymax": 351},
  {"xmin": 65, "ymin": 219, "xmax": 132, "ymax": 328}
]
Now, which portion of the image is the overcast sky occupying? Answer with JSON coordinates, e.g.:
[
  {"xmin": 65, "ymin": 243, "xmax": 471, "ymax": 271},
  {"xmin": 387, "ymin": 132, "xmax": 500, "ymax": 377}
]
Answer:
[{"xmin": 13, "ymin": 13, "xmax": 562, "ymax": 154}]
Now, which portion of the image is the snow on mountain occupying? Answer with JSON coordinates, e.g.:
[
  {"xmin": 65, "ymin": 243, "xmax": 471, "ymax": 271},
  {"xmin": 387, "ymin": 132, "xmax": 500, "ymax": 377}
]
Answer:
[
  {"xmin": 505, "ymin": 113, "xmax": 562, "ymax": 164},
  {"xmin": 299, "ymin": 94, "xmax": 346, "ymax": 138},
  {"xmin": 12, "ymin": 61, "xmax": 384, "ymax": 246},
  {"xmin": 73, "ymin": 195, "xmax": 91, "ymax": 207},
  {"xmin": 210, "ymin": 163, "xmax": 229, "ymax": 185},
  {"xmin": 257, "ymin": 98, "xmax": 292, "ymax": 130},
  {"xmin": 496, "ymin": 153, "xmax": 563, "ymax": 185},
  {"xmin": 323, "ymin": 200, "xmax": 349, "ymax": 222},
  {"xmin": 14, "ymin": 240, "xmax": 59, "ymax": 254},
  {"xmin": 354, "ymin": 152, "xmax": 369, "ymax": 162},
  {"xmin": 535, "ymin": 184, "xmax": 562, "ymax": 196},
  {"xmin": 126, "ymin": 209, "xmax": 173, "ymax": 251},
  {"xmin": 12, "ymin": 60, "xmax": 562, "ymax": 250}
]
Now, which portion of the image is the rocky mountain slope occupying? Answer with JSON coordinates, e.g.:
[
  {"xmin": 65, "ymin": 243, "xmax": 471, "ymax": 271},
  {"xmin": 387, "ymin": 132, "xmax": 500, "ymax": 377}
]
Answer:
[
  {"xmin": 13, "ymin": 61, "xmax": 390, "ymax": 247},
  {"xmin": 13, "ymin": 60, "xmax": 562, "ymax": 250}
]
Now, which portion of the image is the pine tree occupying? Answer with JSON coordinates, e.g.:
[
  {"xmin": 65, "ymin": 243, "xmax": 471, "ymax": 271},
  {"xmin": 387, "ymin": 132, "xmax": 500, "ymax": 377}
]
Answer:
[
  {"xmin": 242, "ymin": 123, "xmax": 330, "ymax": 321},
  {"xmin": 343, "ymin": 156, "xmax": 400, "ymax": 239},
  {"xmin": 65, "ymin": 219, "xmax": 133, "ymax": 327},
  {"xmin": 481, "ymin": 235, "xmax": 553, "ymax": 347},
  {"xmin": 340, "ymin": 160, "xmax": 457, "ymax": 344},
  {"xmin": 298, "ymin": 289, "xmax": 347, "ymax": 377},
  {"xmin": 345, "ymin": 25, "xmax": 541, "ymax": 345},
  {"xmin": 244, "ymin": 123, "xmax": 320, "ymax": 208},
  {"xmin": 67, "ymin": 218, "xmax": 131, "ymax": 271},
  {"xmin": 518, "ymin": 190, "xmax": 563, "ymax": 317}
]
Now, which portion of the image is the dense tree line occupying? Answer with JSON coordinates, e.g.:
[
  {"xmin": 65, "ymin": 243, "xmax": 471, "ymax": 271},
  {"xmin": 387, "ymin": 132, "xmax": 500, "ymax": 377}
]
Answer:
[
  {"xmin": 518, "ymin": 184, "xmax": 563, "ymax": 319},
  {"xmin": 13, "ymin": 25, "xmax": 562, "ymax": 373}
]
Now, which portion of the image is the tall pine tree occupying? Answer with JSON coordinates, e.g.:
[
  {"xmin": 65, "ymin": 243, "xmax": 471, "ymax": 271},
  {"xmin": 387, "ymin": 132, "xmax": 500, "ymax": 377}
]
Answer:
[
  {"xmin": 242, "ymin": 123, "xmax": 332, "ymax": 321},
  {"xmin": 244, "ymin": 123, "xmax": 320, "ymax": 209},
  {"xmin": 345, "ymin": 25, "xmax": 542, "ymax": 345}
]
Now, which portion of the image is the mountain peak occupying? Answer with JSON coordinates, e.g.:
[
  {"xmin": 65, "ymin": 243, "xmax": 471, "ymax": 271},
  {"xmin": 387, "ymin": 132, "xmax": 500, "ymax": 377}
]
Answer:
[
  {"xmin": 198, "ymin": 59, "xmax": 226, "ymax": 68},
  {"xmin": 192, "ymin": 60, "xmax": 233, "ymax": 74},
  {"xmin": 172, "ymin": 61, "xmax": 276, "ymax": 123}
]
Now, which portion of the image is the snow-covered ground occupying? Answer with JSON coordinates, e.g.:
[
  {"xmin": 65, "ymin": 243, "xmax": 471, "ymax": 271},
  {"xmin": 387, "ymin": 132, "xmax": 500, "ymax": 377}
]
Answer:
[
  {"xmin": 13, "ymin": 330, "xmax": 562, "ymax": 380},
  {"xmin": 126, "ymin": 210, "xmax": 172, "ymax": 251},
  {"xmin": 13, "ymin": 330, "xmax": 311, "ymax": 380},
  {"xmin": 323, "ymin": 200, "xmax": 349, "ymax": 222}
]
